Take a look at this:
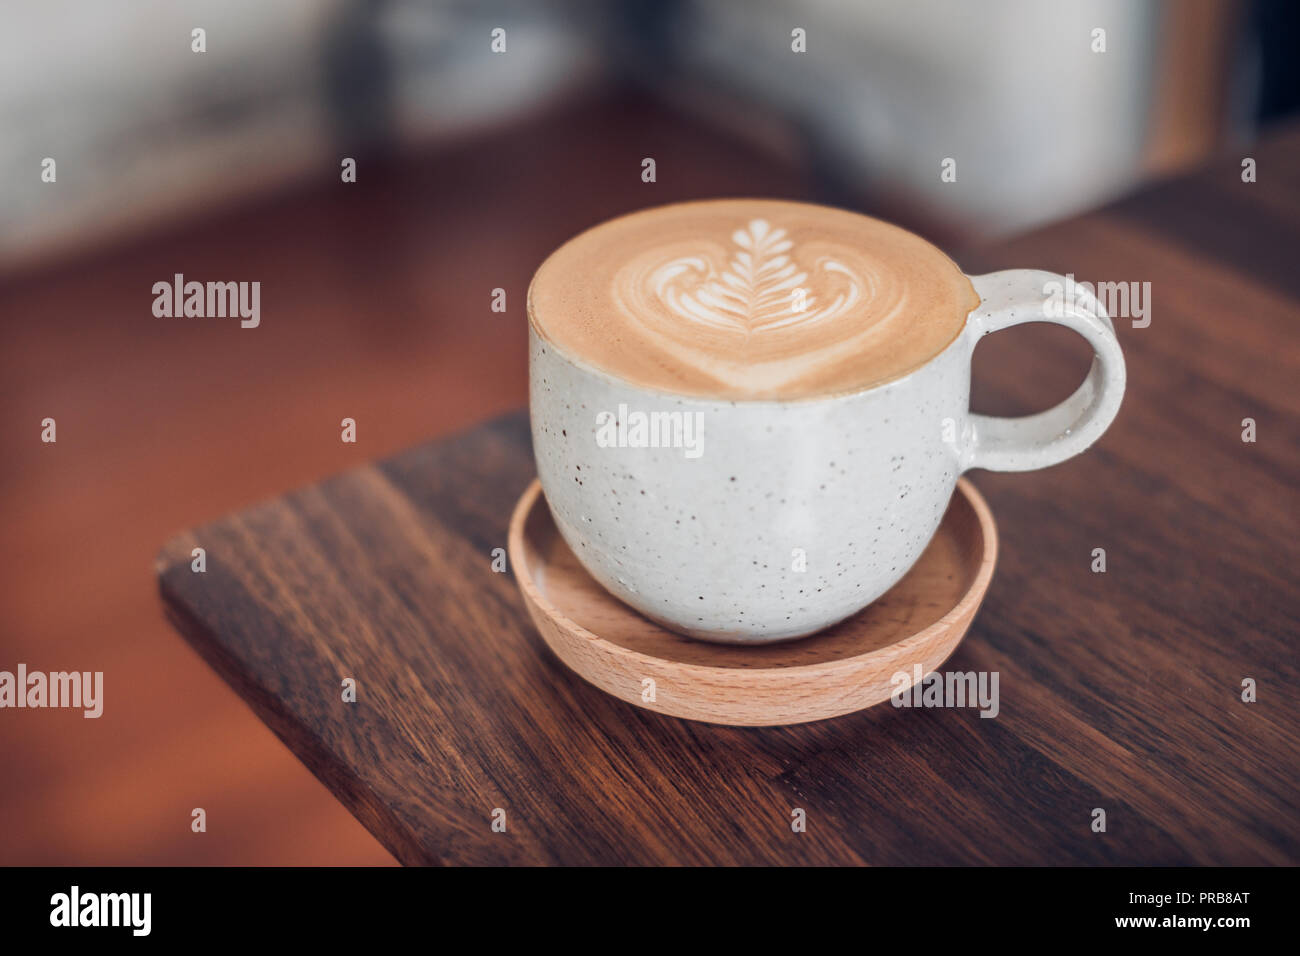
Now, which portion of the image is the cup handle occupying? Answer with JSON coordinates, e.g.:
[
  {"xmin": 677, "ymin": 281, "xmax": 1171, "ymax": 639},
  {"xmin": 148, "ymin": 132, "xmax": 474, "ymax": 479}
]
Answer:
[{"xmin": 961, "ymin": 269, "xmax": 1126, "ymax": 473}]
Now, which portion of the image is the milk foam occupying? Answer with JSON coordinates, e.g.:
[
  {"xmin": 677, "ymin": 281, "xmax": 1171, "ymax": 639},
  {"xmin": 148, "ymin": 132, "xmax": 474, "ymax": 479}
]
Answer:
[{"xmin": 529, "ymin": 200, "xmax": 979, "ymax": 399}]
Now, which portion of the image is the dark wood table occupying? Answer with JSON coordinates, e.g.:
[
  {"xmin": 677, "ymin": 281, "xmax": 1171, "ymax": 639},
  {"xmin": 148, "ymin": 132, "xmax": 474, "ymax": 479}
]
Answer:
[{"xmin": 157, "ymin": 129, "xmax": 1300, "ymax": 865}]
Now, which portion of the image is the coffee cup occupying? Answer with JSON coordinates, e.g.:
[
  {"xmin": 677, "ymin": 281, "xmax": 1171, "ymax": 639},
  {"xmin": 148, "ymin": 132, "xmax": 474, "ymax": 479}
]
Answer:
[{"xmin": 527, "ymin": 199, "xmax": 1124, "ymax": 643}]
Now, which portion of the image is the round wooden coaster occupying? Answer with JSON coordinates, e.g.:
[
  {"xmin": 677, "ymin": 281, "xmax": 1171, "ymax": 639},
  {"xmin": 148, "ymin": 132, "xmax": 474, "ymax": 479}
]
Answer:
[{"xmin": 509, "ymin": 478, "xmax": 998, "ymax": 726}]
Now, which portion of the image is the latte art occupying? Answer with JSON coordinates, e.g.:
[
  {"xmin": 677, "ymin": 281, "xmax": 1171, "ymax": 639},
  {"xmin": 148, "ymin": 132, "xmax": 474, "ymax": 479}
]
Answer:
[
  {"xmin": 636, "ymin": 219, "xmax": 861, "ymax": 333},
  {"xmin": 529, "ymin": 200, "xmax": 980, "ymax": 400}
]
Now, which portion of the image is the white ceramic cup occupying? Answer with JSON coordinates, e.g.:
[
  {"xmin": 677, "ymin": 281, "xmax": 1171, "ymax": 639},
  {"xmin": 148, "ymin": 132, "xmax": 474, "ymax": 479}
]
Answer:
[{"xmin": 530, "ymin": 268, "xmax": 1125, "ymax": 644}]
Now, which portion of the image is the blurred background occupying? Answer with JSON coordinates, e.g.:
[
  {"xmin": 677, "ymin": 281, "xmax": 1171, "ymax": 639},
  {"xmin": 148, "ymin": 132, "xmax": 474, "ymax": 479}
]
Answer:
[{"xmin": 1, "ymin": 0, "xmax": 1296, "ymax": 864}]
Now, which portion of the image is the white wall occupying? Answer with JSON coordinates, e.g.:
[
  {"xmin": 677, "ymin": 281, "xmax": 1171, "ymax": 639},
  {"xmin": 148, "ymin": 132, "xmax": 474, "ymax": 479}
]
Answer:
[{"xmin": 681, "ymin": 0, "xmax": 1160, "ymax": 234}]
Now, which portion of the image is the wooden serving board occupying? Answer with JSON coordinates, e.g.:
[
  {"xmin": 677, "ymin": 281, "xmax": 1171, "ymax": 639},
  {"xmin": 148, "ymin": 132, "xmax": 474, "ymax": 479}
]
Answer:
[{"xmin": 157, "ymin": 412, "xmax": 1298, "ymax": 865}]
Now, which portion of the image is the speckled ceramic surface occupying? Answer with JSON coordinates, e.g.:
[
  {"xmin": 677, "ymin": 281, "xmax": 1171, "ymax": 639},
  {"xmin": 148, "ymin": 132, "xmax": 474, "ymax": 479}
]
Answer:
[{"xmin": 530, "ymin": 268, "xmax": 1125, "ymax": 644}]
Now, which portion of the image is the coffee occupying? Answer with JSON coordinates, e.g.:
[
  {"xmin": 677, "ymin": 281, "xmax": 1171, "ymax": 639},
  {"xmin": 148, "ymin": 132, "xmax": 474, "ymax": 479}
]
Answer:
[{"xmin": 528, "ymin": 199, "xmax": 980, "ymax": 400}]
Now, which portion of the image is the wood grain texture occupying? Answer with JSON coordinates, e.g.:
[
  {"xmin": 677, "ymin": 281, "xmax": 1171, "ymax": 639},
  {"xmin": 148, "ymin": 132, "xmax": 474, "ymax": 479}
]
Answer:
[
  {"xmin": 157, "ymin": 129, "xmax": 1300, "ymax": 866},
  {"xmin": 509, "ymin": 477, "xmax": 996, "ymax": 726},
  {"xmin": 0, "ymin": 94, "xmax": 809, "ymax": 865}
]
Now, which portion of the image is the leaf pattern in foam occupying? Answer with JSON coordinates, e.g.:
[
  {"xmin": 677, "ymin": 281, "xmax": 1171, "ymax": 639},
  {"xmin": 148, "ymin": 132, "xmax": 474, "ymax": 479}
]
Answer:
[{"xmin": 649, "ymin": 219, "xmax": 860, "ymax": 334}]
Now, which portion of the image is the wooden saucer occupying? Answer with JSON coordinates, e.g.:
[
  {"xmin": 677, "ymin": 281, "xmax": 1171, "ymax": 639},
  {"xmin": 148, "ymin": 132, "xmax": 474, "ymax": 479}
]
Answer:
[{"xmin": 509, "ymin": 478, "xmax": 998, "ymax": 726}]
